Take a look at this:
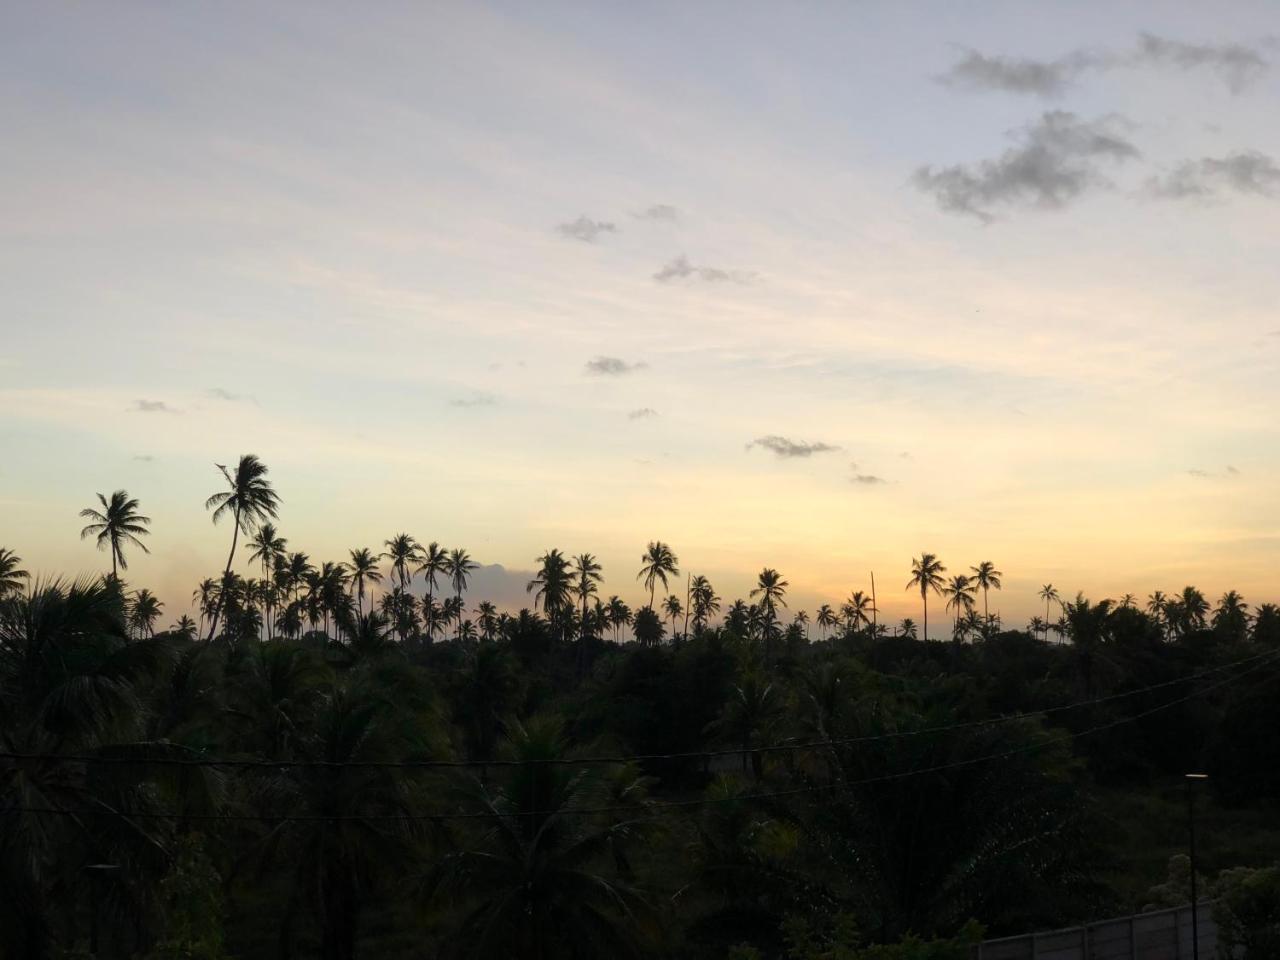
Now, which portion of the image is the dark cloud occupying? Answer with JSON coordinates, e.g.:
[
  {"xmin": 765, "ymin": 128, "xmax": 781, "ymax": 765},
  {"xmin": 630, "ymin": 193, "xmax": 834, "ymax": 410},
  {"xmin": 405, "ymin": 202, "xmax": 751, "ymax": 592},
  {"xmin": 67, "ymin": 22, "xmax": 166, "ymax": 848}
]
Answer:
[
  {"xmin": 938, "ymin": 34, "xmax": 1269, "ymax": 97},
  {"xmin": 585, "ymin": 356, "xmax": 647, "ymax": 376},
  {"xmin": 851, "ymin": 474, "xmax": 887, "ymax": 485},
  {"xmin": 914, "ymin": 111, "xmax": 1139, "ymax": 222},
  {"xmin": 653, "ymin": 254, "xmax": 754, "ymax": 284},
  {"xmin": 1145, "ymin": 151, "xmax": 1280, "ymax": 200},
  {"xmin": 556, "ymin": 216, "xmax": 617, "ymax": 242},
  {"xmin": 634, "ymin": 204, "xmax": 679, "ymax": 221},
  {"xmin": 747, "ymin": 435, "xmax": 840, "ymax": 458},
  {"xmin": 132, "ymin": 399, "xmax": 177, "ymax": 414},
  {"xmin": 628, "ymin": 407, "xmax": 659, "ymax": 419},
  {"xmin": 449, "ymin": 392, "xmax": 497, "ymax": 408}
]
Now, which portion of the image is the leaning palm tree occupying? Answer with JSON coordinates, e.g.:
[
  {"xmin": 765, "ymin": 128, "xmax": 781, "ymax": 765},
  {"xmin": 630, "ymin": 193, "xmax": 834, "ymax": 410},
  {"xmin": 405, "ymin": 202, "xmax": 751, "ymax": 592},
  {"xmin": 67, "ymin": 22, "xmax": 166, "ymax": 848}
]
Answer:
[
  {"xmin": 906, "ymin": 553, "xmax": 946, "ymax": 642},
  {"xmin": 417, "ymin": 541, "xmax": 450, "ymax": 606},
  {"xmin": 1038, "ymin": 584, "xmax": 1061, "ymax": 641},
  {"xmin": 445, "ymin": 548, "xmax": 479, "ymax": 639},
  {"xmin": 347, "ymin": 547, "xmax": 383, "ymax": 618},
  {"xmin": 969, "ymin": 561, "xmax": 1003, "ymax": 632},
  {"xmin": 637, "ymin": 540, "xmax": 679, "ymax": 609},
  {"xmin": 0, "ymin": 548, "xmax": 29, "ymax": 597},
  {"xmin": 204, "ymin": 455, "xmax": 281, "ymax": 641},
  {"xmin": 79, "ymin": 489, "xmax": 151, "ymax": 578}
]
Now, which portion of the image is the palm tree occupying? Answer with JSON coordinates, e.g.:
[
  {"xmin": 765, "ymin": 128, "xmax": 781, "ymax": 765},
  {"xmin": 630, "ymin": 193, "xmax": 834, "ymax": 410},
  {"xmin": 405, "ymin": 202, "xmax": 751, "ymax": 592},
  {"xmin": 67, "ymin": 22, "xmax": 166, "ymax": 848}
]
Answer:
[
  {"xmin": 572, "ymin": 553, "xmax": 603, "ymax": 640},
  {"xmin": 793, "ymin": 609, "xmax": 809, "ymax": 640},
  {"xmin": 247, "ymin": 522, "xmax": 287, "ymax": 636},
  {"xmin": 750, "ymin": 567, "xmax": 788, "ymax": 659},
  {"xmin": 445, "ymin": 548, "xmax": 479, "ymax": 639},
  {"xmin": 841, "ymin": 590, "xmax": 873, "ymax": 635},
  {"xmin": 942, "ymin": 574, "xmax": 976, "ymax": 639},
  {"xmin": 663, "ymin": 594, "xmax": 684, "ymax": 636},
  {"xmin": 637, "ymin": 540, "xmax": 679, "ymax": 609},
  {"xmin": 527, "ymin": 549, "xmax": 573, "ymax": 638},
  {"xmin": 1038, "ymin": 584, "xmax": 1061, "ymax": 641},
  {"xmin": 1147, "ymin": 590, "xmax": 1170, "ymax": 640},
  {"xmin": 383, "ymin": 533, "xmax": 422, "ymax": 591},
  {"xmin": 898, "ymin": 617, "xmax": 918, "ymax": 639},
  {"xmin": 1176, "ymin": 585, "xmax": 1210, "ymax": 635},
  {"xmin": 170, "ymin": 613, "xmax": 197, "ymax": 640},
  {"xmin": 605, "ymin": 595, "xmax": 632, "ymax": 642},
  {"xmin": 690, "ymin": 575, "xmax": 720, "ymax": 633},
  {"xmin": 970, "ymin": 561, "xmax": 1003, "ymax": 633},
  {"xmin": 1212, "ymin": 590, "xmax": 1250, "ymax": 643},
  {"xmin": 906, "ymin": 553, "xmax": 946, "ymax": 642},
  {"xmin": 475, "ymin": 600, "xmax": 499, "ymax": 642},
  {"xmin": 204, "ymin": 455, "xmax": 280, "ymax": 641},
  {"xmin": 129, "ymin": 588, "xmax": 163, "ymax": 638},
  {"xmin": 417, "ymin": 541, "xmax": 449, "ymax": 606},
  {"xmin": 0, "ymin": 548, "xmax": 29, "ymax": 597},
  {"xmin": 347, "ymin": 547, "xmax": 383, "ymax": 618},
  {"xmin": 78, "ymin": 489, "xmax": 151, "ymax": 578},
  {"xmin": 815, "ymin": 603, "xmax": 837, "ymax": 640}
]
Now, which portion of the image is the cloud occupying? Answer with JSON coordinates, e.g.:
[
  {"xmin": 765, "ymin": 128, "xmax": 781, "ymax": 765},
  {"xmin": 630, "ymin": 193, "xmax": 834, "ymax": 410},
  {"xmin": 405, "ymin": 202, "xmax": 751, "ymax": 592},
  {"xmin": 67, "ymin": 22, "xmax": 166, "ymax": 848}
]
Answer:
[
  {"xmin": 628, "ymin": 407, "xmax": 659, "ymax": 419},
  {"xmin": 556, "ymin": 216, "xmax": 617, "ymax": 242},
  {"xmin": 913, "ymin": 111, "xmax": 1139, "ymax": 222},
  {"xmin": 1187, "ymin": 466, "xmax": 1242, "ymax": 478},
  {"xmin": 585, "ymin": 356, "xmax": 647, "ymax": 376},
  {"xmin": 938, "ymin": 34, "xmax": 1270, "ymax": 97},
  {"xmin": 634, "ymin": 204, "xmax": 679, "ymax": 221},
  {"xmin": 1226, "ymin": 465, "xmax": 1241, "ymax": 475},
  {"xmin": 449, "ymin": 392, "xmax": 497, "ymax": 408},
  {"xmin": 1187, "ymin": 469, "xmax": 1211, "ymax": 478},
  {"xmin": 851, "ymin": 474, "xmax": 887, "ymax": 485},
  {"xmin": 653, "ymin": 254, "xmax": 755, "ymax": 283},
  {"xmin": 1145, "ymin": 150, "xmax": 1280, "ymax": 200},
  {"xmin": 133, "ymin": 454, "xmax": 156, "ymax": 462},
  {"xmin": 747, "ymin": 435, "xmax": 841, "ymax": 458},
  {"xmin": 132, "ymin": 399, "xmax": 177, "ymax": 414}
]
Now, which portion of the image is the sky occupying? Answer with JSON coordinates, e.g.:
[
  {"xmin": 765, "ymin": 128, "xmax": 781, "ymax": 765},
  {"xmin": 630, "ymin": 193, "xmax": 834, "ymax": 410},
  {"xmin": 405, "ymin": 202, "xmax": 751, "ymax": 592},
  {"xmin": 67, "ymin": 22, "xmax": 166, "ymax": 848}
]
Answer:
[{"xmin": 3, "ymin": 2, "xmax": 1279, "ymax": 634}]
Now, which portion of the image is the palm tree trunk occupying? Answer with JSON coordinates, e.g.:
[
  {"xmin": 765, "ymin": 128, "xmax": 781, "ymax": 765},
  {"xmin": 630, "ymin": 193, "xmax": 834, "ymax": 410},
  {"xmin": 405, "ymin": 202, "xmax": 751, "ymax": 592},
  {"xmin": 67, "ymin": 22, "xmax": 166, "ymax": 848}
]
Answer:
[
  {"xmin": 922, "ymin": 592, "xmax": 928, "ymax": 642},
  {"xmin": 205, "ymin": 506, "xmax": 242, "ymax": 642}
]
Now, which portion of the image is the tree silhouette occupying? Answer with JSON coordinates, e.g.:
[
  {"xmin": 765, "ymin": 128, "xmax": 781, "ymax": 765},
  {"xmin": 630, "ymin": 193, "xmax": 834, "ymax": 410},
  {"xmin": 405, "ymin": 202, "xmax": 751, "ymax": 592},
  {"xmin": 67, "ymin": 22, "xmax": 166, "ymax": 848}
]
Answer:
[
  {"xmin": 528, "ymin": 549, "xmax": 573, "ymax": 639},
  {"xmin": 445, "ymin": 548, "xmax": 479, "ymax": 639},
  {"xmin": 637, "ymin": 540, "xmax": 679, "ymax": 610},
  {"xmin": 346, "ymin": 547, "xmax": 382, "ymax": 619},
  {"xmin": 79, "ymin": 489, "xmax": 151, "ymax": 578},
  {"xmin": 383, "ymin": 533, "xmax": 422, "ymax": 593},
  {"xmin": 942, "ymin": 574, "xmax": 977, "ymax": 640},
  {"xmin": 573, "ymin": 553, "xmax": 604, "ymax": 643},
  {"xmin": 1038, "ymin": 584, "xmax": 1061, "ymax": 642},
  {"xmin": 970, "ymin": 561, "xmax": 1002, "ymax": 634},
  {"xmin": 691, "ymin": 575, "xmax": 721, "ymax": 633},
  {"xmin": 247, "ymin": 522, "xmax": 287, "ymax": 637},
  {"xmin": 204, "ymin": 455, "xmax": 280, "ymax": 641},
  {"xmin": 0, "ymin": 548, "xmax": 29, "ymax": 597},
  {"xmin": 751, "ymin": 568, "xmax": 788, "ymax": 660},
  {"xmin": 663, "ymin": 594, "xmax": 684, "ymax": 637},
  {"xmin": 815, "ymin": 603, "xmax": 837, "ymax": 640},
  {"xmin": 129, "ymin": 588, "xmax": 163, "ymax": 638},
  {"xmin": 605, "ymin": 595, "xmax": 632, "ymax": 642},
  {"xmin": 417, "ymin": 541, "xmax": 449, "ymax": 607},
  {"xmin": 906, "ymin": 553, "xmax": 946, "ymax": 642}
]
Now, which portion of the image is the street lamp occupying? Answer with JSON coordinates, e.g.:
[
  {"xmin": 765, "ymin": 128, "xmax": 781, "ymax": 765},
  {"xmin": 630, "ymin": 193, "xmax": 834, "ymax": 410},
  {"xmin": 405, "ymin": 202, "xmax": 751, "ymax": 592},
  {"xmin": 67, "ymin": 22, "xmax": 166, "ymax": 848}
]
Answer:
[
  {"xmin": 83, "ymin": 863, "xmax": 121, "ymax": 957},
  {"xmin": 1185, "ymin": 773, "xmax": 1209, "ymax": 960}
]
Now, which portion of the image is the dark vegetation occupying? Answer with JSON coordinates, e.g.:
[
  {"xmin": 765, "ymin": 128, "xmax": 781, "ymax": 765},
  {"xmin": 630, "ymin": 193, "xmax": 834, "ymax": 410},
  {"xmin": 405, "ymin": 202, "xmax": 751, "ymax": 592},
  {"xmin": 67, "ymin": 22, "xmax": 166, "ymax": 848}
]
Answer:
[{"xmin": 2, "ymin": 456, "xmax": 1279, "ymax": 959}]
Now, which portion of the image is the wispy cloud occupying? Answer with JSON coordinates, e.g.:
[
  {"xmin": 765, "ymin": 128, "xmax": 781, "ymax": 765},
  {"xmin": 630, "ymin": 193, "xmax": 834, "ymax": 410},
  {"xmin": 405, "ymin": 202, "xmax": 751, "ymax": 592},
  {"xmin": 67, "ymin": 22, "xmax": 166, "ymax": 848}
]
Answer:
[
  {"xmin": 449, "ymin": 392, "xmax": 497, "ymax": 408},
  {"xmin": 1187, "ymin": 465, "xmax": 1242, "ymax": 478},
  {"xmin": 1145, "ymin": 150, "xmax": 1280, "ymax": 200},
  {"xmin": 132, "ymin": 399, "xmax": 177, "ymax": 414},
  {"xmin": 747, "ymin": 435, "xmax": 840, "ymax": 458},
  {"xmin": 653, "ymin": 254, "xmax": 754, "ymax": 283},
  {"xmin": 628, "ymin": 407, "xmax": 659, "ymax": 419},
  {"xmin": 556, "ymin": 215, "xmax": 617, "ymax": 242},
  {"xmin": 914, "ymin": 111, "xmax": 1139, "ymax": 222},
  {"xmin": 133, "ymin": 454, "xmax": 156, "ymax": 462},
  {"xmin": 851, "ymin": 473, "xmax": 887, "ymax": 485},
  {"xmin": 585, "ymin": 356, "xmax": 647, "ymax": 376},
  {"xmin": 938, "ymin": 33, "xmax": 1270, "ymax": 97},
  {"xmin": 634, "ymin": 203, "xmax": 679, "ymax": 221}
]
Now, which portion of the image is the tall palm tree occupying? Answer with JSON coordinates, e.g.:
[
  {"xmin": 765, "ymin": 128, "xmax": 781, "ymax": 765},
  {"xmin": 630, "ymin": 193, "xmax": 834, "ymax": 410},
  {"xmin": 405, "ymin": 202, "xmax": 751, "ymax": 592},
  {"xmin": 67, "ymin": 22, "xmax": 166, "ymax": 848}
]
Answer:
[
  {"xmin": 637, "ymin": 541, "xmax": 679, "ymax": 609},
  {"xmin": 815, "ymin": 603, "xmax": 837, "ymax": 640},
  {"xmin": 417, "ymin": 541, "xmax": 449, "ymax": 606},
  {"xmin": 906, "ymin": 553, "xmax": 946, "ymax": 642},
  {"xmin": 1177, "ymin": 585, "xmax": 1209, "ymax": 635},
  {"xmin": 0, "ymin": 548, "xmax": 29, "ymax": 597},
  {"xmin": 129, "ymin": 588, "xmax": 163, "ymax": 638},
  {"xmin": 204, "ymin": 455, "xmax": 280, "ymax": 641},
  {"xmin": 78, "ymin": 489, "xmax": 151, "ymax": 578},
  {"xmin": 690, "ymin": 575, "xmax": 720, "ymax": 633},
  {"xmin": 1038, "ymin": 584, "xmax": 1061, "ymax": 642},
  {"xmin": 1146, "ymin": 590, "xmax": 1169, "ymax": 640},
  {"xmin": 969, "ymin": 561, "xmax": 1003, "ymax": 631},
  {"xmin": 751, "ymin": 567, "xmax": 788, "ymax": 659},
  {"xmin": 942, "ymin": 574, "xmax": 976, "ymax": 639},
  {"xmin": 572, "ymin": 553, "xmax": 604, "ymax": 640},
  {"xmin": 247, "ymin": 522, "xmax": 287, "ymax": 637},
  {"xmin": 383, "ymin": 534, "xmax": 422, "ymax": 591},
  {"xmin": 605, "ymin": 595, "xmax": 632, "ymax": 642},
  {"xmin": 663, "ymin": 594, "xmax": 684, "ymax": 636},
  {"xmin": 528, "ymin": 549, "xmax": 573, "ymax": 638},
  {"xmin": 347, "ymin": 547, "xmax": 383, "ymax": 618},
  {"xmin": 445, "ymin": 549, "xmax": 479, "ymax": 637},
  {"xmin": 475, "ymin": 600, "xmax": 499, "ymax": 642},
  {"xmin": 841, "ymin": 590, "xmax": 873, "ymax": 635},
  {"xmin": 1212, "ymin": 590, "xmax": 1250, "ymax": 643},
  {"xmin": 793, "ymin": 609, "xmax": 809, "ymax": 640}
]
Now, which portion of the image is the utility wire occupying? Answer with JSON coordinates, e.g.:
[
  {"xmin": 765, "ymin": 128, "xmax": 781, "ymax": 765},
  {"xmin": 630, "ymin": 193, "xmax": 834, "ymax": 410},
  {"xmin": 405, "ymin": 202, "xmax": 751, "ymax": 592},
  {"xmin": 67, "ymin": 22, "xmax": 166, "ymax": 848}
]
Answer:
[
  {"xmin": 0, "ymin": 648, "xmax": 1272, "ymax": 771},
  {"xmin": 4, "ymin": 647, "xmax": 1275, "ymax": 825}
]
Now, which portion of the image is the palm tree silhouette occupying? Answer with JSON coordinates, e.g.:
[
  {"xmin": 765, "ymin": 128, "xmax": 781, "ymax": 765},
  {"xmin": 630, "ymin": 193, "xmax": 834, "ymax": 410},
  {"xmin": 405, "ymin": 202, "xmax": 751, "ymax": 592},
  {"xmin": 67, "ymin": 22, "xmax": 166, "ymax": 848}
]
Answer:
[
  {"xmin": 79, "ymin": 489, "xmax": 151, "ymax": 578},
  {"xmin": 604, "ymin": 595, "xmax": 632, "ymax": 641},
  {"xmin": 444, "ymin": 548, "xmax": 479, "ymax": 639},
  {"xmin": 906, "ymin": 553, "xmax": 946, "ymax": 642},
  {"xmin": 0, "ymin": 548, "xmax": 29, "ymax": 597},
  {"xmin": 690, "ymin": 575, "xmax": 720, "ymax": 633},
  {"xmin": 815, "ymin": 604, "xmax": 837, "ymax": 640},
  {"xmin": 841, "ymin": 590, "xmax": 873, "ymax": 635},
  {"xmin": 663, "ymin": 594, "xmax": 684, "ymax": 636},
  {"xmin": 247, "ymin": 522, "xmax": 287, "ymax": 636},
  {"xmin": 417, "ymin": 540, "xmax": 449, "ymax": 607},
  {"xmin": 898, "ymin": 617, "xmax": 917, "ymax": 639},
  {"xmin": 383, "ymin": 533, "xmax": 422, "ymax": 592},
  {"xmin": 170, "ymin": 613, "xmax": 197, "ymax": 640},
  {"xmin": 572, "ymin": 553, "xmax": 603, "ymax": 639},
  {"xmin": 204, "ymin": 455, "xmax": 280, "ymax": 641},
  {"xmin": 969, "ymin": 561, "xmax": 1002, "ymax": 634},
  {"xmin": 942, "ymin": 574, "xmax": 976, "ymax": 639},
  {"xmin": 346, "ymin": 547, "xmax": 382, "ymax": 618},
  {"xmin": 475, "ymin": 600, "xmax": 499, "ymax": 642},
  {"xmin": 129, "ymin": 588, "xmax": 163, "ymax": 638},
  {"xmin": 1038, "ymin": 584, "xmax": 1061, "ymax": 642},
  {"xmin": 637, "ymin": 541, "xmax": 679, "ymax": 610},
  {"xmin": 751, "ymin": 567, "xmax": 788, "ymax": 660},
  {"xmin": 528, "ymin": 549, "xmax": 573, "ymax": 638},
  {"xmin": 1146, "ymin": 590, "xmax": 1169, "ymax": 640}
]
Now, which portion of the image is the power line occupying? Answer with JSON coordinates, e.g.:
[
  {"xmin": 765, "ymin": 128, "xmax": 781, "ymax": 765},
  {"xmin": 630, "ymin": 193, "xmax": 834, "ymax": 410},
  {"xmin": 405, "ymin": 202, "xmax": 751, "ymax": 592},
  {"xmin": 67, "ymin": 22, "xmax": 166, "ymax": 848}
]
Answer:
[
  {"xmin": 4, "ymin": 648, "xmax": 1275, "ymax": 825},
  {"xmin": 0, "ymin": 648, "xmax": 1271, "ymax": 772}
]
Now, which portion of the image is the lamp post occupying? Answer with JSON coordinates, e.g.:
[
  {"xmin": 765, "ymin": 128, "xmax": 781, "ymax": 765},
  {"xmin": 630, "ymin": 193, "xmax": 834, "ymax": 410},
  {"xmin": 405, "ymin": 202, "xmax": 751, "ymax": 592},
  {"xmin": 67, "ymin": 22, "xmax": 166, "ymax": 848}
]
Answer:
[
  {"xmin": 83, "ymin": 863, "xmax": 120, "ymax": 957},
  {"xmin": 1185, "ymin": 773, "xmax": 1208, "ymax": 960}
]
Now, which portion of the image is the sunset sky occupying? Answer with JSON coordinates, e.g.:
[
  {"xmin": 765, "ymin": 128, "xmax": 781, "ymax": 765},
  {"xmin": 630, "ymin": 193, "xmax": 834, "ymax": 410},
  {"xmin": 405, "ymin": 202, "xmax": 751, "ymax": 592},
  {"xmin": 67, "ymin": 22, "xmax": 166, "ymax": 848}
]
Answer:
[{"xmin": 3, "ymin": 2, "xmax": 1279, "ymax": 632}]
